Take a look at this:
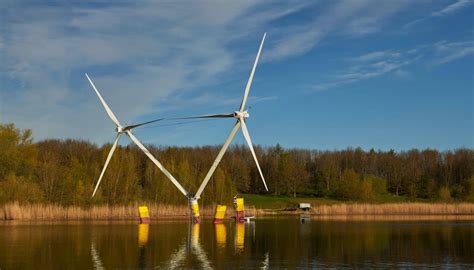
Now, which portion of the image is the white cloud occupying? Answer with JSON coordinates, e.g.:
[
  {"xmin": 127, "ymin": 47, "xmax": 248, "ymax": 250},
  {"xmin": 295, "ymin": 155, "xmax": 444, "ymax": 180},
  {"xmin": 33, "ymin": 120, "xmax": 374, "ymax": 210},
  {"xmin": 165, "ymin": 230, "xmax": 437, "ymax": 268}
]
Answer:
[
  {"xmin": 2, "ymin": 1, "xmax": 470, "ymax": 144},
  {"xmin": 312, "ymin": 49, "xmax": 421, "ymax": 91},
  {"xmin": 312, "ymin": 40, "xmax": 474, "ymax": 91},
  {"xmin": 405, "ymin": 0, "xmax": 473, "ymax": 27},
  {"xmin": 350, "ymin": 51, "xmax": 402, "ymax": 62},
  {"xmin": 0, "ymin": 1, "xmax": 302, "ymax": 143},
  {"xmin": 431, "ymin": 0, "xmax": 473, "ymax": 16},
  {"xmin": 265, "ymin": 0, "xmax": 410, "ymax": 60},
  {"xmin": 433, "ymin": 41, "xmax": 474, "ymax": 65}
]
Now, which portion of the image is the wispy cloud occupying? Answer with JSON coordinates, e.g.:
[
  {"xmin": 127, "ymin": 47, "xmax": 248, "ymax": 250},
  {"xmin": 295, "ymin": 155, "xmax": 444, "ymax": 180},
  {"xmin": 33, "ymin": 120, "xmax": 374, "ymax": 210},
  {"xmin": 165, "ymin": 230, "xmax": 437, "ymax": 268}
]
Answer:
[
  {"xmin": 432, "ymin": 40, "xmax": 474, "ymax": 65},
  {"xmin": 405, "ymin": 0, "xmax": 473, "ymax": 28},
  {"xmin": 432, "ymin": 0, "xmax": 473, "ymax": 16},
  {"xmin": 264, "ymin": 0, "xmax": 410, "ymax": 61},
  {"xmin": 4, "ymin": 0, "xmax": 413, "ymax": 141},
  {"xmin": 312, "ymin": 49, "xmax": 420, "ymax": 91},
  {"xmin": 0, "ymin": 1, "xmax": 302, "ymax": 143},
  {"xmin": 312, "ymin": 39, "xmax": 474, "ymax": 91}
]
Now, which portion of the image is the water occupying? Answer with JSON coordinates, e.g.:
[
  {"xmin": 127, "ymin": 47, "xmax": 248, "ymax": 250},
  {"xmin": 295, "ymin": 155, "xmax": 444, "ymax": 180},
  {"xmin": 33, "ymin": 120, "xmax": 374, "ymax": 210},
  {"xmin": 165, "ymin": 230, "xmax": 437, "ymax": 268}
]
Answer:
[{"xmin": 1, "ymin": 217, "xmax": 473, "ymax": 269}]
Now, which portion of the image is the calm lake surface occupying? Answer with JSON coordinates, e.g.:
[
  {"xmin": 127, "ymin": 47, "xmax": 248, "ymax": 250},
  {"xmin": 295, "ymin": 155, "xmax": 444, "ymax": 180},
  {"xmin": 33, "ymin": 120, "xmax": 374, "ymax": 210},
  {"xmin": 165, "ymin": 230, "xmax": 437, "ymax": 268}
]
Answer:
[{"xmin": 1, "ymin": 217, "xmax": 473, "ymax": 269}]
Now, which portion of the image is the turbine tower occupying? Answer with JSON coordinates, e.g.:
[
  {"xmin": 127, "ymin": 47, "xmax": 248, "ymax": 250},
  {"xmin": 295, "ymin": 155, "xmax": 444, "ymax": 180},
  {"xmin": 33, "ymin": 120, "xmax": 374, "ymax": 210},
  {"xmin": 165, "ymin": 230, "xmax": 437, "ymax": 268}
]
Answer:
[{"xmin": 179, "ymin": 33, "xmax": 268, "ymax": 222}]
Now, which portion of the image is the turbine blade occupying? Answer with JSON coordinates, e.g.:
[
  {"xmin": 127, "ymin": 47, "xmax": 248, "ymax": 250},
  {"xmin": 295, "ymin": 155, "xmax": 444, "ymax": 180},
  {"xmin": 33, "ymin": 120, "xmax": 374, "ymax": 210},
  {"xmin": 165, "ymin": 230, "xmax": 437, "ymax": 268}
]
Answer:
[
  {"xmin": 170, "ymin": 113, "xmax": 234, "ymax": 121},
  {"xmin": 125, "ymin": 130, "xmax": 189, "ymax": 197},
  {"xmin": 240, "ymin": 120, "xmax": 268, "ymax": 191},
  {"xmin": 194, "ymin": 121, "xmax": 241, "ymax": 199},
  {"xmin": 124, "ymin": 118, "xmax": 164, "ymax": 130},
  {"xmin": 85, "ymin": 73, "xmax": 121, "ymax": 127},
  {"xmin": 239, "ymin": 32, "xmax": 266, "ymax": 112},
  {"xmin": 92, "ymin": 133, "xmax": 122, "ymax": 198}
]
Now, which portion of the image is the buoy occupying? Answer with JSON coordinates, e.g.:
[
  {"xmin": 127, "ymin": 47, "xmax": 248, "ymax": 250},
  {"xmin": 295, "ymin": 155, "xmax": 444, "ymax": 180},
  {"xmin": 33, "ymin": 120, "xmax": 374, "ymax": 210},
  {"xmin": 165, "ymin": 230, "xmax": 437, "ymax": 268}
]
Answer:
[
  {"xmin": 213, "ymin": 204, "xmax": 227, "ymax": 224},
  {"xmin": 138, "ymin": 205, "xmax": 150, "ymax": 224},
  {"xmin": 190, "ymin": 198, "xmax": 201, "ymax": 224}
]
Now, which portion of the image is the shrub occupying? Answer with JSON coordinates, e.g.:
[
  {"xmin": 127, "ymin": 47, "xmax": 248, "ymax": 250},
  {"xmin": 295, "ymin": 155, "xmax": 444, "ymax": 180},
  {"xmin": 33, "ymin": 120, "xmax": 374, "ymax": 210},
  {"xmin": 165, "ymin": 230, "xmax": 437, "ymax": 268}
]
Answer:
[
  {"xmin": 335, "ymin": 169, "xmax": 361, "ymax": 200},
  {"xmin": 359, "ymin": 179, "xmax": 374, "ymax": 201},
  {"xmin": 365, "ymin": 175, "xmax": 387, "ymax": 196},
  {"xmin": 437, "ymin": 186, "xmax": 451, "ymax": 202},
  {"xmin": 466, "ymin": 176, "xmax": 474, "ymax": 202}
]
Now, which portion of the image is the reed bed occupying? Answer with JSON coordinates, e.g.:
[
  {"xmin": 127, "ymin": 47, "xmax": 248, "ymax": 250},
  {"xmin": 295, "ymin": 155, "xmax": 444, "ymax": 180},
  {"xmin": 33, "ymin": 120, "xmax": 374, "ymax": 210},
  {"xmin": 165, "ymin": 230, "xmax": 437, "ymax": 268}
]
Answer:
[
  {"xmin": 257, "ymin": 203, "xmax": 474, "ymax": 217},
  {"xmin": 2, "ymin": 202, "xmax": 474, "ymax": 221},
  {"xmin": 309, "ymin": 215, "xmax": 474, "ymax": 221},
  {"xmin": 1, "ymin": 202, "xmax": 220, "ymax": 221},
  {"xmin": 311, "ymin": 203, "xmax": 474, "ymax": 215}
]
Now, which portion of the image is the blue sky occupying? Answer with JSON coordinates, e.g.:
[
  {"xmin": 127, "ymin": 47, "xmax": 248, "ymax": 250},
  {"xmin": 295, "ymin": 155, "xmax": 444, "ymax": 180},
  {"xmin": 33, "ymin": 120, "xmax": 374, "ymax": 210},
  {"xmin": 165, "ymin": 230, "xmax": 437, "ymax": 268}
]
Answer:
[{"xmin": 0, "ymin": 0, "xmax": 473, "ymax": 151}]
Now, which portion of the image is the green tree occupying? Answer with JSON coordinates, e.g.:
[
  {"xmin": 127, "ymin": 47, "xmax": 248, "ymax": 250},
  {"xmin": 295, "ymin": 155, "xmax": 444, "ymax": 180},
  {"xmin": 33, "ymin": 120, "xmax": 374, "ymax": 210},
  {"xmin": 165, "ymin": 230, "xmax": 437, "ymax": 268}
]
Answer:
[
  {"xmin": 437, "ymin": 186, "xmax": 451, "ymax": 202},
  {"xmin": 335, "ymin": 169, "xmax": 361, "ymax": 201},
  {"xmin": 365, "ymin": 175, "xmax": 387, "ymax": 196}
]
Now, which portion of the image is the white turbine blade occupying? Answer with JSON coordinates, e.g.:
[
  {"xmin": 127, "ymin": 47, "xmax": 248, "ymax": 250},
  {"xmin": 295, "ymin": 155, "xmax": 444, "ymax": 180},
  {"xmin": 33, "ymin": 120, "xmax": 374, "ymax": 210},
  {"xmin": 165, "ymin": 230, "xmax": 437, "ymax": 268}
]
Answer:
[
  {"xmin": 239, "ymin": 32, "xmax": 266, "ymax": 112},
  {"xmin": 85, "ymin": 73, "xmax": 121, "ymax": 127},
  {"xmin": 125, "ymin": 130, "xmax": 189, "ymax": 197},
  {"xmin": 92, "ymin": 133, "xmax": 122, "ymax": 198},
  {"xmin": 194, "ymin": 121, "xmax": 241, "ymax": 199},
  {"xmin": 240, "ymin": 120, "xmax": 268, "ymax": 191}
]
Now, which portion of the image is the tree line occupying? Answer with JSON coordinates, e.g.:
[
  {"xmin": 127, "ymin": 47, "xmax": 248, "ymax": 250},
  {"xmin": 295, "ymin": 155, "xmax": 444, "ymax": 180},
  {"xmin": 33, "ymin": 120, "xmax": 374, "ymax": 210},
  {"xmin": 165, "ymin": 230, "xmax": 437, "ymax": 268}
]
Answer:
[{"xmin": 1, "ymin": 123, "xmax": 473, "ymax": 206}]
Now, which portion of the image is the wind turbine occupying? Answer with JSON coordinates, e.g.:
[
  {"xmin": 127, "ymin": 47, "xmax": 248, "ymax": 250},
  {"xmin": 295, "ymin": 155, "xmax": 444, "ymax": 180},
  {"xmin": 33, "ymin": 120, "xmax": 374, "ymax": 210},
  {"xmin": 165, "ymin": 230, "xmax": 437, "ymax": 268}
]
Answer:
[
  {"xmin": 86, "ymin": 32, "xmax": 269, "ymax": 224},
  {"xmin": 85, "ymin": 74, "xmax": 189, "ymax": 198},
  {"xmin": 179, "ymin": 32, "xmax": 269, "ymax": 203}
]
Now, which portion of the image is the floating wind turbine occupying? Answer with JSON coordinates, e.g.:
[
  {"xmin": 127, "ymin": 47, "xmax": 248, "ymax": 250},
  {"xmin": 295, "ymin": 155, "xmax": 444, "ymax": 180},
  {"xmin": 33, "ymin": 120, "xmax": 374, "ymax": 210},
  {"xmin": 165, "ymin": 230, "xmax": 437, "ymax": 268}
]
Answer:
[
  {"xmin": 85, "ymin": 73, "xmax": 189, "ymax": 198},
  {"xmin": 179, "ymin": 33, "xmax": 268, "ymax": 200}
]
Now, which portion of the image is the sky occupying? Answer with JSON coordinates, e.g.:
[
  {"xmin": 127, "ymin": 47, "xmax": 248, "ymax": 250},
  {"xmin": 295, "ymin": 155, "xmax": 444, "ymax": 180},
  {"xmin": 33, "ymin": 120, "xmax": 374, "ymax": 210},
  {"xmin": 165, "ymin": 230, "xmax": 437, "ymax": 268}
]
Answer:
[{"xmin": 0, "ymin": 0, "xmax": 473, "ymax": 151}]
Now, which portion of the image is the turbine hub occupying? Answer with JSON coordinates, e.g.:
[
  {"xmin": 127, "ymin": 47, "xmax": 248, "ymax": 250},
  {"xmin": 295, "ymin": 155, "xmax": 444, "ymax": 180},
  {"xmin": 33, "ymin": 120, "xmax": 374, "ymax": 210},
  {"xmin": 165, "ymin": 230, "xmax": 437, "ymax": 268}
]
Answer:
[
  {"xmin": 116, "ymin": 126, "xmax": 124, "ymax": 133},
  {"xmin": 233, "ymin": 111, "xmax": 249, "ymax": 119}
]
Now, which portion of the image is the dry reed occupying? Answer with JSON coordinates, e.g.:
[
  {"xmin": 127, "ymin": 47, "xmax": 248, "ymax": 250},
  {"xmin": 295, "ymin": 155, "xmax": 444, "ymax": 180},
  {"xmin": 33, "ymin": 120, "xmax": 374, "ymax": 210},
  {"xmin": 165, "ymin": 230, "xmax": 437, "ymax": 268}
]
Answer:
[
  {"xmin": 256, "ymin": 203, "xmax": 474, "ymax": 217},
  {"xmin": 2, "ymin": 202, "xmax": 474, "ymax": 221},
  {"xmin": 1, "ymin": 202, "xmax": 221, "ymax": 221}
]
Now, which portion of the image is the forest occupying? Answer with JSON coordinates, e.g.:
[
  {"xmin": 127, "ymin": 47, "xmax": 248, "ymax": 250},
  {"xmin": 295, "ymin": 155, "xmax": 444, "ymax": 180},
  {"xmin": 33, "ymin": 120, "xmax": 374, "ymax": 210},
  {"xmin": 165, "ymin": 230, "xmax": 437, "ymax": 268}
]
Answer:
[{"xmin": 1, "ymin": 123, "xmax": 473, "ymax": 206}]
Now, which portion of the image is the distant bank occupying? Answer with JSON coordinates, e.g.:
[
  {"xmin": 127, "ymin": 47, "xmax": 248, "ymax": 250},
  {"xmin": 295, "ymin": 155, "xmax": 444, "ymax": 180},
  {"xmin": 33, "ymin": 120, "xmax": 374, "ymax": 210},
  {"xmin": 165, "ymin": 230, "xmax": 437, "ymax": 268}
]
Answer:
[{"xmin": 2, "ymin": 202, "xmax": 474, "ymax": 221}]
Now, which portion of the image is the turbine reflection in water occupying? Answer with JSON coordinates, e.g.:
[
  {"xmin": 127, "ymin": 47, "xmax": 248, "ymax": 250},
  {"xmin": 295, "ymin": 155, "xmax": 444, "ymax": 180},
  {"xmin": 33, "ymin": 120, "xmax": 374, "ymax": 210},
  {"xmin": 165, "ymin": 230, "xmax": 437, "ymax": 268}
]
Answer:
[
  {"xmin": 91, "ymin": 240, "xmax": 105, "ymax": 270},
  {"xmin": 167, "ymin": 223, "xmax": 213, "ymax": 269}
]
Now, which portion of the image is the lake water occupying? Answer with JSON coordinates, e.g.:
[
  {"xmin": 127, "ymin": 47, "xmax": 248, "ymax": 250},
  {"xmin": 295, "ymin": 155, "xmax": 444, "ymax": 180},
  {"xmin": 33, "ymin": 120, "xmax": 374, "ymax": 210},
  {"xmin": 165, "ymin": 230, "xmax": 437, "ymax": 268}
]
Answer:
[{"xmin": 1, "ymin": 217, "xmax": 473, "ymax": 269}]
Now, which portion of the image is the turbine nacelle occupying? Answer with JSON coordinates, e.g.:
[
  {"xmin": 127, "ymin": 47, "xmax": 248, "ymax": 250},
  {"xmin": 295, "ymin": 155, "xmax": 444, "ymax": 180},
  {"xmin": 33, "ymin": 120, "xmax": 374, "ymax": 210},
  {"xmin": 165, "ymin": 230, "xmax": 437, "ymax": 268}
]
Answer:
[{"xmin": 233, "ymin": 111, "xmax": 249, "ymax": 119}]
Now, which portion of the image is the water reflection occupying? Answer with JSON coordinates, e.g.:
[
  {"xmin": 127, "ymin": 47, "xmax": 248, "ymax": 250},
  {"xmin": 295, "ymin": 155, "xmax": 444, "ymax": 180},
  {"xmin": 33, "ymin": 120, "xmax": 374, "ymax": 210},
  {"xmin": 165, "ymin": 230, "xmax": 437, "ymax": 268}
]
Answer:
[
  {"xmin": 167, "ymin": 223, "xmax": 213, "ymax": 269},
  {"xmin": 235, "ymin": 223, "xmax": 245, "ymax": 253},
  {"xmin": 137, "ymin": 224, "xmax": 149, "ymax": 269},
  {"xmin": 0, "ymin": 219, "xmax": 472, "ymax": 269},
  {"xmin": 190, "ymin": 224, "xmax": 212, "ymax": 269},
  {"xmin": 261, "ymin": 252, "xmax": 269, "ymax": 270},
  {"xmin": 90, "ymin": 240, "xmax": 105, "ymax": 270},
  {"xmin": 214, "ymin": 224, "xmax": 226, "ymax": 248},
  {"xmin": 138, "ymin": 224, "xmax": 149, "ymax": 247}
]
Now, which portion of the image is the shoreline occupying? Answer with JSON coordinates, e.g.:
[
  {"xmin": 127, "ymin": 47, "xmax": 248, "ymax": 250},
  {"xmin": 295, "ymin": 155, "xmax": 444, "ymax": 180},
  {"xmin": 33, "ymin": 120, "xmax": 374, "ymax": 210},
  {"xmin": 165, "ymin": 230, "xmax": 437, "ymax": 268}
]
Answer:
[{"xmin": 2, "ymin": 202, "xmax": 474, "ymax": 221}]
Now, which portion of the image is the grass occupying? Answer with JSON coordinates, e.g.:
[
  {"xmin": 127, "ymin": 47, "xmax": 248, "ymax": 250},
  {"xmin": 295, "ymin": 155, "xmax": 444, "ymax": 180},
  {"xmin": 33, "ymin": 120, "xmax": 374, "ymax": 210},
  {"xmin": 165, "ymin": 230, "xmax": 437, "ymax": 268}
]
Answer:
[
  {"xmin": 243, "ymin": 193, "xmax": 427, "ymax": 209},
  {"xmin": 242, "ymin": 194, "xmax": 340, "ymax": 209}
]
